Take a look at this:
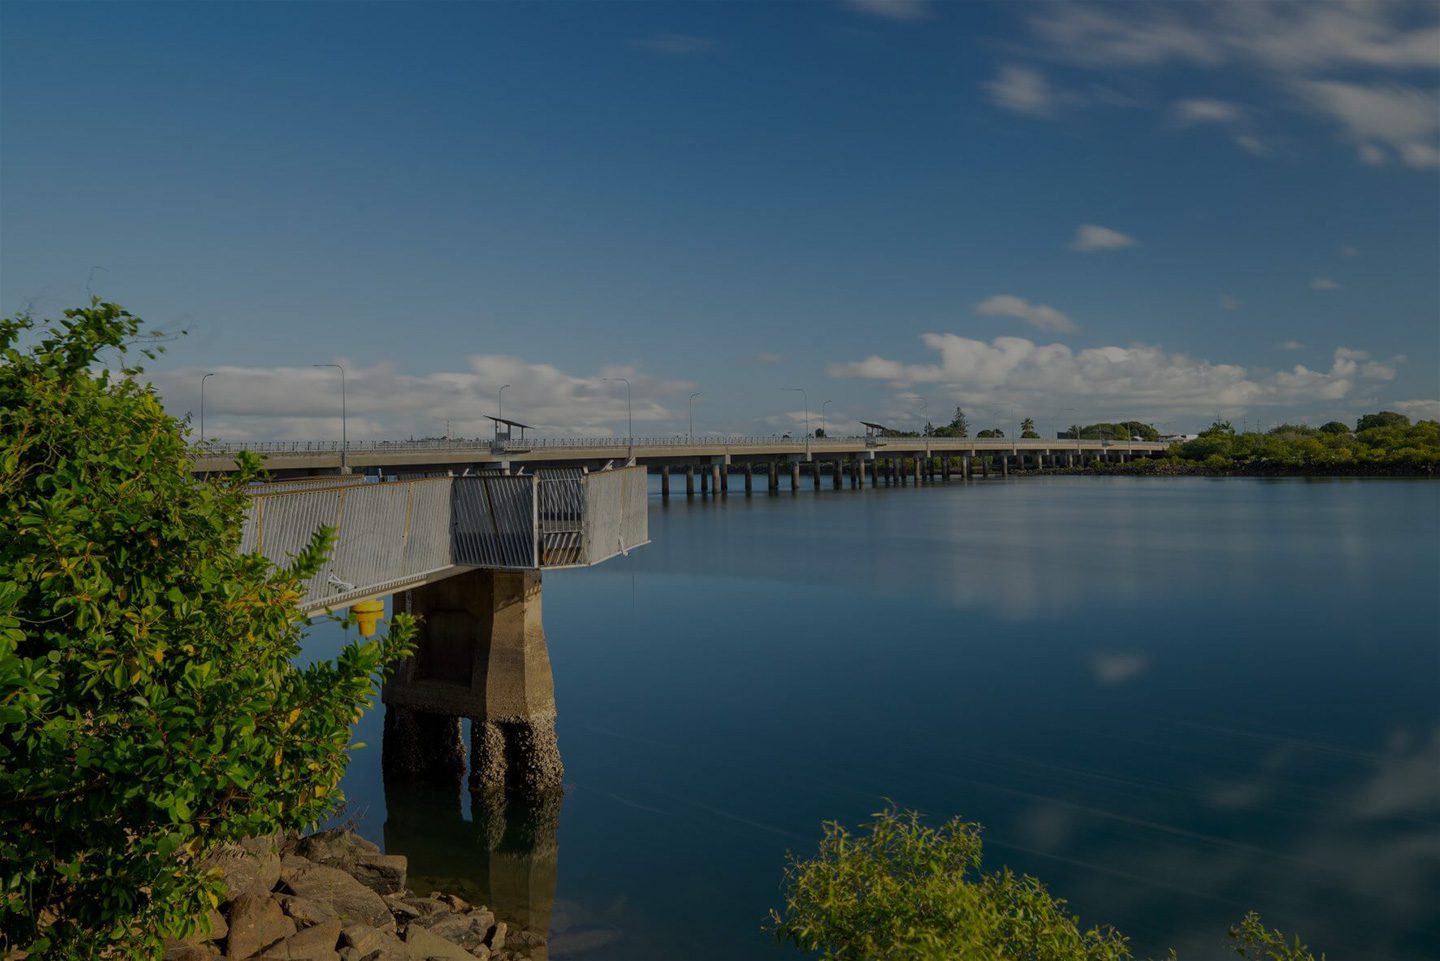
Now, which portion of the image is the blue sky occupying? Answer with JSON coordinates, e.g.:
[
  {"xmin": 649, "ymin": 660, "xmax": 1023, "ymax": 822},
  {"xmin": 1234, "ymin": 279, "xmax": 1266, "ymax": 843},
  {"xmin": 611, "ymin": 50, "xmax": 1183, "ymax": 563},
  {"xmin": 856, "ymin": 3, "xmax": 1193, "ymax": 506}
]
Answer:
[{"xmin": 3, "ymin": 0, "xmax": 1437, "ymax": 440}]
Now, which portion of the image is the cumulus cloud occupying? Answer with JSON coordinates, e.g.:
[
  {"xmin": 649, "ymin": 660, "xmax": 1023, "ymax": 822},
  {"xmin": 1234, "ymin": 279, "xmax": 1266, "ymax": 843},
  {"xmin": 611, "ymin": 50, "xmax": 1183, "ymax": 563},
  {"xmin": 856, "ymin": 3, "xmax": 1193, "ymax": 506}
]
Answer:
[
  {"xmin": 1070, "ymin": 223, "xmax": 1136, "ymax": 252},
  {"xmin": 1394, "ymin": 398, "xmax": 1440, "ymax": 422},
  {"xmin": 845, "ymin": 0, "xmax": 930, "ymax": 22},
  {"xmin": 827, "ymin": 333, "xmax": 1403, "ymax": 414},
  {"xmin": 755, "ymin": 352, "xmax": 784, "ymax": 365},
  {"xmin": 975, "ymin": 294, "xmax": 1078, "ymax": 333},
  {"xmin": 1312, "ymin": 277, "xmax": 1341, "ymax": 290},
  {"xmin": 153, "ymin": 356, "xmax": 695, "ymax": 441},
  {"xmin": 1296, "ymin": 80, "xmax": 1440, "ymax": 169},
  {"xmin": 985, "ymin": 65, "xmax": 1059, "ymax": 117},
  {"xmin": 1279, "ymin": 340, "xmax": 1305, "ymax": 350}
]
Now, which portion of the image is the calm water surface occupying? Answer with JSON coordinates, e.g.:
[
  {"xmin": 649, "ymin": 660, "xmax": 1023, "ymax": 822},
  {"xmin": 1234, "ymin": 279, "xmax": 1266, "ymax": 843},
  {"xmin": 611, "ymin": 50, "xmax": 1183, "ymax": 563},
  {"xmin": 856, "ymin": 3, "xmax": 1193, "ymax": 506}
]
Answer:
[{"xmin": 306, "ymin": 476, "xmax": 1440, "ymax": 960}]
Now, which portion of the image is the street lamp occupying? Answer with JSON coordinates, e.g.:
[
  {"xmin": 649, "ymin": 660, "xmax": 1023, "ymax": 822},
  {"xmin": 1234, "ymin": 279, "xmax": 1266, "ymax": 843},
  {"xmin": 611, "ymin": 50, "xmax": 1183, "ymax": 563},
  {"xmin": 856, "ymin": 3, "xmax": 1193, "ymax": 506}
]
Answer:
[
  {"xmin": 821, "ymin": 399, "xmax": 833, "ymax": 437},
  {"xmin": 603, "ymin": 377, "xmax": 632, "ymax": 461},
  {"xmin": 782, "ymin": 387, "xmax": 809, "ymax": 453},
  {"xmin": 312, "ymin": 364, "xmax": 348, "ymax": 473},
  {"xmin": 689, "ymin": 391, "xmax": 701, "ymax": 442},
  {"xmin": 499, "ymin": 384, "xmax": 510, "ymax": 422},
  {"xmin": 199, "ymin": 371, "xmax": 215, "ymax": 443}
]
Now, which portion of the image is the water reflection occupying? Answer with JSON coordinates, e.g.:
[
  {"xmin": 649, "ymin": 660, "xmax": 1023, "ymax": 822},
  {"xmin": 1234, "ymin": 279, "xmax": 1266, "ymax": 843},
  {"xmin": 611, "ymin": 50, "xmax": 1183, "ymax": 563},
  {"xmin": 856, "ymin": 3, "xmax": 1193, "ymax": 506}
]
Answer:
[{"xmin": 383, "ymin": 780, "xmax": 560, "ymax": 960}]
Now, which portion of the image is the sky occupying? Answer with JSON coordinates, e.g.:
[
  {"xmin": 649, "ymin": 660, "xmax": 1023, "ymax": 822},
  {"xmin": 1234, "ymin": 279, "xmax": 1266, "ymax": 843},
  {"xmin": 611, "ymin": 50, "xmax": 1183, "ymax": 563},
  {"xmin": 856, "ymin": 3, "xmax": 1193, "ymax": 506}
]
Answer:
[{"xmin": 2, "ymin": 0, "xmax": 1438, "ymax": 441}]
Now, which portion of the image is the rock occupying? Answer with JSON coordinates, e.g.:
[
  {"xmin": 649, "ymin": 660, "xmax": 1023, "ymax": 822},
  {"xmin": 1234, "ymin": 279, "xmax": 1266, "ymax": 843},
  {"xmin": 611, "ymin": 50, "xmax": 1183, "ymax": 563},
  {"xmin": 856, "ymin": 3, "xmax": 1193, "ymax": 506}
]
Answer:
[
  {"xmin": 290, "ymin": 832, "xmax": 406, "ymax": 897},
  {"xmin": 401, "ymin": 926, "xmax": 477, "ymax": 961},
  {"xmin": 485, "ymin": 923, "xmax": 506, "ymax": 953},
  {"xmin": 339, "ymin": 922, "xmax": 406, "ymax": 961},
  {"xmin": 294, "ymin": 830, "xmax": 381, "ymax": 863},
  {"xmin": 433, "ymin": 894, "xmax": 468, "ymax": 913},
  {"xmin": 414, "ymin": 912, "xmax": 488, "ymax": 950},
  {"xmin": 283, "ymin": 863, "xmax": 394, "ymax": 931},
  {"xmin": 280, "ymin": 854, "xmax": 317, "ymax": 883},
  {"xmin": 257, "ymin": 920, "xmax": 342, "ymax": 961},
  {"xmin": 346, "ymin": 853, "xmax": 408, "ymax": 895},
  {"xmin": 195, "ymin": 908, "xmax": 228, "ymax": 942},
  {"xmin": 226, "ymin": 892, "xmax": 297, "ymax": 959},
  {"xmin": 391, "ymin": 897, "xmax": 448, "ymax": 919},
  {"xmin": 205, "ymin": 843, "xmax": 282, "ymax": 904},
  {"xmin": 277, "ymin": 894, "xmax": 340, "ymax": 927},
  {"xmin": 161, "ymin": 939, "xmax": 219, "ymax": 961},
  {"xmin": 468, "ymin": 911, "xmax": 495, "ymax": 936}
]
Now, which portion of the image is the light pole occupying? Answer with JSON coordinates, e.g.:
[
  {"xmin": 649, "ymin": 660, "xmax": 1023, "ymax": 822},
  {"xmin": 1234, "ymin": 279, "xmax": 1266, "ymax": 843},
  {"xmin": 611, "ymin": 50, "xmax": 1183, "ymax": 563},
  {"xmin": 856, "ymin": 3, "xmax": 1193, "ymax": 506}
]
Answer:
[
  {"xmin": 199, "ymin": 371, "xmax": 215, "ymax": 443},
  {"xmin": 782, "ymin": 387, "xmax": 809, "ymax": 454},
  {"xmin": 498, "ymin": 383, "xmax": 510, "ymax": 423},
  {"xmin": 312, "ymin": 363, "xmax": 347, "ymax": 473},
  {"xmin": 603, "ymin": 377, "xmax": 632, "ymax": 461},
  {"xmin": 689, "ymin": 391, "xmax": 701, "ymax": 442},
  {"xmin": 821, "ymin": 399, "xmax": 833, "ymax": 437}
]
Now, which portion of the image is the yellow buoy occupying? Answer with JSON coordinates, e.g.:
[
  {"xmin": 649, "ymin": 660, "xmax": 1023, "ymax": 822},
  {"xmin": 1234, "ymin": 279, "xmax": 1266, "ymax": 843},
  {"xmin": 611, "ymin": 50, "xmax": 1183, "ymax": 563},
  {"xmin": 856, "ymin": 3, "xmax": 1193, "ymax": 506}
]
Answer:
[{"xmin": 352, "ymin": 598, "xmax": 385, "ymax": 637}]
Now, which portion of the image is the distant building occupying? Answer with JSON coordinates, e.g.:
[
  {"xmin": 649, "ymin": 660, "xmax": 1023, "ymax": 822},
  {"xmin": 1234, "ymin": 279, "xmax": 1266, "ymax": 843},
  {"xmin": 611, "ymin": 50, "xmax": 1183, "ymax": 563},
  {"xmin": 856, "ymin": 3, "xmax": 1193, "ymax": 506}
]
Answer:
[{"xmin": 1159, "ymin": 433, "xmax": 1199, "ymax": 443}]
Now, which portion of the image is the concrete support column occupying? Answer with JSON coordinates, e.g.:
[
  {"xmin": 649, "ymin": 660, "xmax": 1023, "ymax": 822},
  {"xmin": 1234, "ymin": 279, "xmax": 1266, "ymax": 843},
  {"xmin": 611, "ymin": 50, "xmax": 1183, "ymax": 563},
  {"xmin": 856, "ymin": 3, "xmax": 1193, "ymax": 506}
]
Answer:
[
  {"xmin": 791, "ymin": 461, "xmax": 802, "ymax": 491},
  {"xmin": 660, "ymin": 466, "xmax": 670, "ymax": 498},
  {"xmin": 768, "ymin": 461, "xmax": 779, "ymax": 494},
  {"xmin": 700, "ymin": 468, "xmax": 709, "ymax": 494},
  {"xmin": 858, "ymin": 458, "xmax": 868, "ymax": 487},
  {"xmin": 686, "ymin": 466, "xmax": 695, "ymax": 496},
  {"xmin": 383, "ymin": 570, "xmax": 563, "ymax": 796},
  {"xmin": 744, "ymin": 465, "xmax": 753, "ymax": 494},
  {"xmin": 811, "ymin": 461, "xmax": 821, "ymax": 490},
  {"xmin": 942, "ymin": 458, "xmax": 951, "ymax": 481},
  {"xmin": 1001, "ymin": 455, "xmax": 1010, "ymax": 477},
  {"xmin": 913, "ymin": 457, "xmax": 922, "ymax": 486},
  {"xmin": 713, "ymin": 464, "xmax": 723, "ymax": 495},
  {"xmin": 832, "ymin": 460, "xmax": 843, "ymax": 490},
  {"xmin": 981, "ymin": 456, "xmax": 990, "ymax": 478}
]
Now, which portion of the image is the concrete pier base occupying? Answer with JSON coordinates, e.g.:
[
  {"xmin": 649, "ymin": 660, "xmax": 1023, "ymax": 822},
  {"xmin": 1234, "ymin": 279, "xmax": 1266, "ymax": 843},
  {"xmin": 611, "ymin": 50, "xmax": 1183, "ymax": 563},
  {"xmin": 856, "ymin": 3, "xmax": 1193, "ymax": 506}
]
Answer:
[
  {"xmin": 791, "ymin": 462, "xmax": 801, "ymax": 491},
  {"xmin": 769, "ymin": 461, "xmax": 779, "ymax": 493},
  {"xmin": 686, "ymin": 466, "xmax": 695, "ymax": 496},
  {"xmin": 383, "ymin": 569, "xmax": 563, "ymax": 796},
  {"xmin": 744, "ymin": 466, "xmax": 753, "ymax": 494},
  {"xmin": 660, "ymin": 466, "xmax": 669, "ymax": 497}
]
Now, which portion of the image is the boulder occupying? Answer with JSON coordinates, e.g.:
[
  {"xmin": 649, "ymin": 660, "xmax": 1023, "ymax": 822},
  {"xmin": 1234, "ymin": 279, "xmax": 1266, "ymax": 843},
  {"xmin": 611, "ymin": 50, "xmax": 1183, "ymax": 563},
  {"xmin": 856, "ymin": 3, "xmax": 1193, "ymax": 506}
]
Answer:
[
  {"xmin": 205, "ymin": 844, "xmax": 282, "ymax": 904},
  {"xmin": 414, "ymin": 911, "xmax": 489, "ymax": 950},
  {"xmin": 276, "ymin": 894, "xmax": 340, "ymax": 927},
  {"xmin": 401, "ymin": 926, "xmax": 481, "ymax": 961},
  {"xmin": 161, "ymin": 940, "xmax": 219, "ymax": 961},
  {"xmin": 283, "ymin": 864, "xmax": 393, "ymax": 931},
  {"xmin": 388, "ymin": 896, "xmax": 447, "ymax": 920},
  {"xmin": 291, "ymin": 832, "xmax": 406, "ymax": 896},
  {"xmin": 485, "ymin": 922, "xmax": 506, "ymax": 952},
  {"xmin": 339, "ymin": 922, "xmax": 406, "ymax": 961},
  {"xmin": 257, "ymin": 919, "xmax": 342, "ymax": 961},
  {"xmin": 226, "ymin": 892, "xmax": 297, "ymax": 959}
]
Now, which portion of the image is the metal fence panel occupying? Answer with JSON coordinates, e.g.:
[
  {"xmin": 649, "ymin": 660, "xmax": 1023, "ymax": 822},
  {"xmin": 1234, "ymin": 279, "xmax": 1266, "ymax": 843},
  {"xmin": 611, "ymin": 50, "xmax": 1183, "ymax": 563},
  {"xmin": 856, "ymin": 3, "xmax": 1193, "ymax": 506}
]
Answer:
[
  {"xmin": 582, "ymin": 466, "xmax": 649, "ymax": 565},
  {"xmin": 451, "ymin": 475, "xmax": 537, "ymax": 568}
]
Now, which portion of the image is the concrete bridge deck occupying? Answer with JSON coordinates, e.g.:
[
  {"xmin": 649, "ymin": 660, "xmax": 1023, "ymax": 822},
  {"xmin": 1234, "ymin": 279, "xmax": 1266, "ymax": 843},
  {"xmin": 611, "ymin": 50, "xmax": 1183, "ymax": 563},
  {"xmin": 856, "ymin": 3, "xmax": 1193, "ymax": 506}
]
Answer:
[{"xmin": 199, "ymin": 435, "xmax": 1168, "ymax": 476}]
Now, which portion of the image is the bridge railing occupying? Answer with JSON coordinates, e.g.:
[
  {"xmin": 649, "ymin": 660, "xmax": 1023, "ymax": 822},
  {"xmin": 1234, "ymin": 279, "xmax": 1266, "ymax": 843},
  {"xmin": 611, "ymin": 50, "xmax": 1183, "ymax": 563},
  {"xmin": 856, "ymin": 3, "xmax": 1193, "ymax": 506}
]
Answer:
[{"xmin": 241, "ymin": 467, "xmax": 649, "ymax": 611}]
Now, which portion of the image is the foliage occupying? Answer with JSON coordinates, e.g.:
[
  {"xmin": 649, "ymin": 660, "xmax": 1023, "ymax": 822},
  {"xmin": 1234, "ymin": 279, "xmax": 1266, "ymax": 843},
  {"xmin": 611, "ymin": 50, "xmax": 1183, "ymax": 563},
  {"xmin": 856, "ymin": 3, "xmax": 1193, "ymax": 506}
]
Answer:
[
  {"xmin": 771, "ymin": 807, "xmax": 1131, "ymax": 961},
  {"xmin": 0, "ymin": 302, "xmax": 414, "ymax": 957},
  {"xmin": 1356, "ymin": 411, "xmax": 1409, "ymax": 432},
  {"xmin": 1172, "ymin": 413, "xmax": 1439, "ymax": 471},
  {"xmin": 1201, "ymin": 420, "xmax": 1235, "ymax": 437},
  {"xmin": 1075, "ymin": 421, "xmax": 1160, "ymax": 442},
  {"xmin": 977, "ymin": 428, "xmax": 1005, "ymax": 439},
  {"xmin": 772, "ymin": 808, "xmax": 1323, "ymax": 961},
  {"xmin": 1020, "ymin": 417, "xmax": 1040, "ymax": 439},
  {"xmin": 1317, "ymin": 421, "xmax": 1349, "ymax": 435},
  {"xmin": 930, "ymin": 407, "xmax": 969, "ymax": 438}
]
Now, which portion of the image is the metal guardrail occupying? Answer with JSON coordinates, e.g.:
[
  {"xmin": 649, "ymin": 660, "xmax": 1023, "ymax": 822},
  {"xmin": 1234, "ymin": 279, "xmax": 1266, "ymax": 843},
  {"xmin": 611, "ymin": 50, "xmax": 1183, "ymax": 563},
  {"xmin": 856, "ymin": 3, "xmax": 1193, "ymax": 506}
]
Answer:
[{"xmin": 240, "ymin": 467, "xmax": 649, "ymax": 611}]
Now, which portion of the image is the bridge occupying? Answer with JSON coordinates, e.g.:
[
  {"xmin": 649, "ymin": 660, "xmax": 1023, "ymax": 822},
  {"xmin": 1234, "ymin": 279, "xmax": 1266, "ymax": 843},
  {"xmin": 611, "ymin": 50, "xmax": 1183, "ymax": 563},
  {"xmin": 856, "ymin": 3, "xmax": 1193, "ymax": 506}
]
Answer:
[{"xmin": 204, "ymin": 434, "xmax": 1168, "ymax": 491}]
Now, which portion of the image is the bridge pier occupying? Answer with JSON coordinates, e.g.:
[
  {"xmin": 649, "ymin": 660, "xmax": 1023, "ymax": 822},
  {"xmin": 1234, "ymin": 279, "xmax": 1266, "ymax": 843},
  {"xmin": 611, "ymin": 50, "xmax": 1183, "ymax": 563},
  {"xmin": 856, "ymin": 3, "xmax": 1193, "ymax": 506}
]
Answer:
[
  {"xmin": 700, "ymin": 467, "xmax": 709, "ymax": 495},
  {"xmin": 713, "ymin": 463, "xmax": 724, "ymax": 495},
  {"xmin": 744, "ymin": 464, "xmax": 753, "ymax": 494},
  {"xmin": 769, "ymin": 461, "xmax": 779, "ymax": 494},
  {"xmin": 791, "ymin": 461, "xmax": 802, "ymax": 492},
  {"xmin": 811, "ymin": 461, "xmax": 821, "ymax": 490},
  {"xmin": 686, "ymin": 466, "xmax": 695, "ymax": 497},
  {"xmin": 383, "ymin": 569, "xmax": 563, "ymax": 796},
  {"xmin": 660, "ymin": 466, "xmax": 670, "ymax": 498},
  {"xmin": 1001, "ymin": 455, "xmax": 1009, "ymax": 477},
  {"xmin": 832, "ymin": 460, "xmax": 843, "ymax": 490}
]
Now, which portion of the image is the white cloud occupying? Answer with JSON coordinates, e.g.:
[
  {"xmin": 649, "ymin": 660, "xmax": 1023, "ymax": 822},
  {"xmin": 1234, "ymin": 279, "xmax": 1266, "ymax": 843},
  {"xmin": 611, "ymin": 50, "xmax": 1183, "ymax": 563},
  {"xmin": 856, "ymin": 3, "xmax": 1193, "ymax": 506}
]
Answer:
[
  {"xmin": 1017, "ymin": 1, "xmax": 1440, "ymax": 168},
  {"xmin": 630, "ymin": 34, "xmax": 715, "ymax": 55},
  {"xmin": 975, "ymin": 294, "xmax": 1078, "ymax": 333},
  {"xmin": 984, "ymin": 65, "xmax": 1058, "ymax": 117},
  {"xmin": 828, "ymin": 333, "xmax": 1402, "ymax": 415},
  {"xmin": 1173, "ymin": 97, "xmax": 1246, "ymax": 125},
  {"xmin": 1312, "ymin": 277, "xmax": 1341, "ymax": 290},
  {"xmin": 1395, "ymin": 399, "xmax": 1440, "ymax": 422},
  {"xmin": 153, "ymin": 356, "xmax": 695, "ymax": 441},
  {"xmin": 755, "ymin": 352, "xmax": 784, "ymax": 365},
  {"xmin": 1279, "ymin": 340, "xmax": 1305, "ymax": 350},
  {"xmin": 1296, "ymin": 80, "xmax": 1440, "ymax": 169},
  {"xmin": 845, "ymin": 0, "xmax": 930, "ymax": 22},
  {"xmin": 1220, "ymin": 294, "xmax": 1241, "ymax": 311},
  {"xmin": 1070, "ymin": 223, "xmax": 1136, "ymax": 252}
]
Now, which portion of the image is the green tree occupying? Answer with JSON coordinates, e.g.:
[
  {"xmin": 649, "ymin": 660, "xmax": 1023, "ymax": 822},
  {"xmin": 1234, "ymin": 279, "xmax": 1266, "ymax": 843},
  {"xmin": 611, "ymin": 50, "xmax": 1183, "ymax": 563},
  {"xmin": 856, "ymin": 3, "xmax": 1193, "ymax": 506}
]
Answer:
[
  {"xmin": 1318, "ymin": 421, "xmax": 1350, "ymax": 435},
  {"xmin": 772, "ymin": 807, "xmax": 1323, "ymax": 961},
  {"xmin": 977, "ymin": 428, "xmax": 1005, "ymax": 439},
  {"xmin": 1356, "ymin": 411, "xmax": 1410, "ymax": 431},
  {"xmin": 1020, "ymin": 417, "xmax": 1040, "ymax": 439},
  {"xmin": 1201, "ymin": 420, "xmax": 1236, "ymax": 437},
  {"xmin": 0, "ymin": 302, "xmax": 414, "ymax": 957}
]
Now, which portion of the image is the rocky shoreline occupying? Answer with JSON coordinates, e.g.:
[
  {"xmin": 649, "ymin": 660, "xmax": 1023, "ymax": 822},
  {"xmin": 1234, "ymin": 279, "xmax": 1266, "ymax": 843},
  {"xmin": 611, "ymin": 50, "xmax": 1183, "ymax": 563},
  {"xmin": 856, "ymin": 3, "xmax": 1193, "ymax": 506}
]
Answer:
[{"xmin": 163, "ymin": 830, "xmax": 545, "ymax": 961}]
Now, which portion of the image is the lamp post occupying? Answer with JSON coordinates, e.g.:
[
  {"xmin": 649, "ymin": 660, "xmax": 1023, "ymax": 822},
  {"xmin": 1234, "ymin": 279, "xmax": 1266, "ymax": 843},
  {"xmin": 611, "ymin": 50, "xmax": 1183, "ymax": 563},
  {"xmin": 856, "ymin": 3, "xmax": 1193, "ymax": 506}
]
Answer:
[
  {"xmin": 199, "ymin": 371, "xmax": 215, "ymax": 443},
  {"xmin": 689, "ymin": 391, "xmax": 701, "ymax": 442},
  {"xmin": 312, "ymin": 364, "xmax": 347, "ymax": 473},
  {"xmin": 603, "ymin": 377, "xmax": 632, "ymax": 461},
  {"xmin": 499, "ymin": 384, "xmax": 510, "ymax": 422},
  {"xmin": 782, "ymin": 387, "xmax": 809, "ymax": 455},
  {"xmin": 821, "ymin": 399, "xmax": 833, "ymax": 437}
]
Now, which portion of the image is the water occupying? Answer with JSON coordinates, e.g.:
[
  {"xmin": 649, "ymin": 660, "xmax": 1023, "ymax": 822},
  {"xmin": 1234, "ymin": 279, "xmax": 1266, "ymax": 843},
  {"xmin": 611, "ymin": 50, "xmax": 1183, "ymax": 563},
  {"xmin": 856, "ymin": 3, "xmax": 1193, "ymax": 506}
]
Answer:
[{"xmin": 304, "ymin": 476, "xmax": 1440, "ymax": 960}]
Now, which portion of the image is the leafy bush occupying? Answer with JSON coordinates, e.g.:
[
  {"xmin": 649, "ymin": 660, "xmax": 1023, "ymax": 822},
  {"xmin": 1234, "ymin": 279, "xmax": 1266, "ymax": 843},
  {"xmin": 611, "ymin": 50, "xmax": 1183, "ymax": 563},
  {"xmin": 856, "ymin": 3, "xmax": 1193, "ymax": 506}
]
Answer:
[
  {"xmin": 0, "ymin": 302, "xmax": 414, "ymax": 957},
  {"xmin": 772, "ymin": 808, "xmax": 1323, "ymax": 961}
]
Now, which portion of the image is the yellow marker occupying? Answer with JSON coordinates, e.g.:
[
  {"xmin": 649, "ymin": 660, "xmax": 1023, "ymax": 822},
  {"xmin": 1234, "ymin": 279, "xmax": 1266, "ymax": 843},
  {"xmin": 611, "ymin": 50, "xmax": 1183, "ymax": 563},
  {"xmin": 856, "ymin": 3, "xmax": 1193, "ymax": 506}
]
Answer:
[{"xmin": 352, "ymin": 598, "xmax": 385, "ymax": 637}]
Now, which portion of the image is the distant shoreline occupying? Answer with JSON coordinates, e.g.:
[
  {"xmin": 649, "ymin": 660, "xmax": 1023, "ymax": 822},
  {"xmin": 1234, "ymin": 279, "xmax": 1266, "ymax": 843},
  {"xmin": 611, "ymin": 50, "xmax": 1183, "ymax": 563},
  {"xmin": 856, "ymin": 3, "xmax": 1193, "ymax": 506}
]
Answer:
[{"xmin": 1031, "ymin": 461, "xmax": 1438, "ymax": 479}]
